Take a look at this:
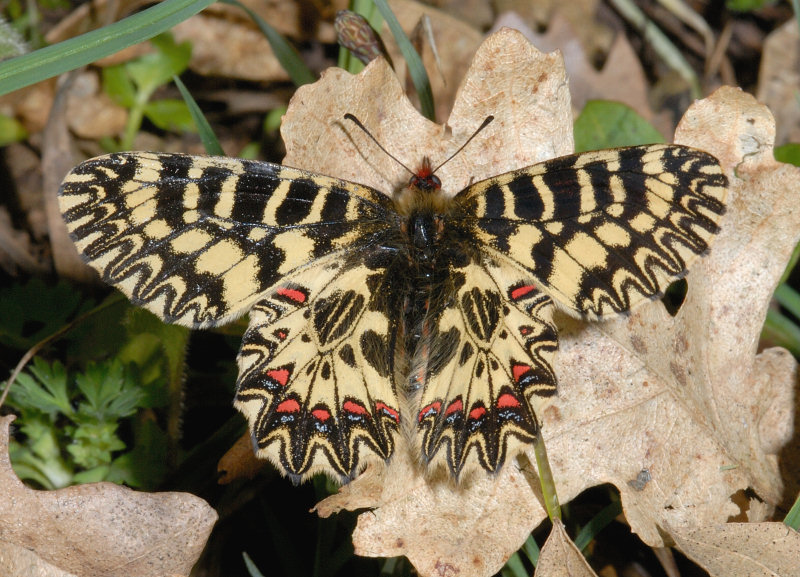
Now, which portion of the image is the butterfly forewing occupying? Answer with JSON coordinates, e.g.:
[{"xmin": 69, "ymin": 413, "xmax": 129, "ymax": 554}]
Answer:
[
  {"xmin": 59, "ymin": 152, "xmax": 395, "ymax": 327},
  {"xmin": 456, "ymin": 145, "xmax": 727, "ymax": 318}
]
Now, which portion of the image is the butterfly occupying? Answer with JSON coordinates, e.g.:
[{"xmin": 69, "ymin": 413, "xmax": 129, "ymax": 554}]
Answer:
[{"xmin": 58, "ymin": 116, "xmax": 727, "ymax": 484}]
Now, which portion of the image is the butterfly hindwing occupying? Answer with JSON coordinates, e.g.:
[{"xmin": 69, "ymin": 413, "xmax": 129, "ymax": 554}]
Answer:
[
  {"xmin": 415, "ymin": 259, "xmax": 557, "ymax": 478},
  {"xmin": 457, "ymin": 144, "xmax": 727, "ymax": 318},
  {"xmin": 59, "ymin": 152, "xmax": 394, "ymax": 327},
  {"xmin": 235, "ymin": 256, "xmax": 401, "ymax": 483}
]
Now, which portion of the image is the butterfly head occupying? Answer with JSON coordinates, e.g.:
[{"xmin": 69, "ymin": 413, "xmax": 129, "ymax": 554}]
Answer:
[{"xmin": 409, "ymin": 157, "xmax": 442, "ymax": 193}]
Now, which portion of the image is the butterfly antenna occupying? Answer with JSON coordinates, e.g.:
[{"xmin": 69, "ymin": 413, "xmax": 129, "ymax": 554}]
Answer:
[
  {"xmin": 344, "ymin": 113, "xmax": 415, "ymax": 176},
  {"xmin": 432, "ymin": 115, "xmax": 494, "ymax": 173}
]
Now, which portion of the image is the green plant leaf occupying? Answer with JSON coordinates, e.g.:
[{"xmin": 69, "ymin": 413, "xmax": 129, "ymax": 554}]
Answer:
[
  {"xmin": 9, "ymin": 426, "xmax": 73, "ymax": 490},
  {"xmin": 74, "ymin": 360, "xmax": 145, "ymax": 420},
  {"xmin": 107, "ymin": 418, "xmax": 168, "ymax": 488},
  {"xmin": 785, "ymin": 492, "xmax": 800, "ymax": 530},
  {"xmin": 775, "ymin": 143, "xmax": 800, "ymax": 166},
  {"xmin": 9, "ymin": 358, "xmax": 73, "ymax": 416},
  {"xmin": 726, "ymin": 0, "xmax": 776, "ymax": 11},
  {"xmin": 0, "ymin": 0, "xmax": 214, "ymax": 96},
  {"xmin": 144, "ymin": 98, "xmax": 195, "ymax": 132},
  {"xmin": 574, "ymin": 100, "xmax": 664, "ymax": 152},
  {"xmin": 66, "ymin": 420, "xmax": 126, "ymax": 469},
  {"xmin": 127, "ymin": 33, "xmax": 191, "ymax": 96},
  {"xmin": 0, "ymin": 113, "xmax": 27, "ymax": 145},
  {"xmin": 102, "ymin": 64, "xmax": 136, "ymax": 107},
  {"xmin": 0, "ymin": 278, "xmax": 88, "ymax": 350}
]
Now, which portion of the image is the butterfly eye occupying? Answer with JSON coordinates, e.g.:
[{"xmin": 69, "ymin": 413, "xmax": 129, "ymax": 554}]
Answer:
[{"xmin": 410, "ymin": 173, "xmax": 441, "ymax": 192}]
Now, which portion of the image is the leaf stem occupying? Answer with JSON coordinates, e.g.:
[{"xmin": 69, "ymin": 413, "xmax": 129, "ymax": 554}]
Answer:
[{"xmin": 533, "ymin": 433, "xmax": 561, "ymax": 521}]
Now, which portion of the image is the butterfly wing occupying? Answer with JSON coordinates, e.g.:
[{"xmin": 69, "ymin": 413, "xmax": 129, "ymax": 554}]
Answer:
[
  {"xmin": 59, "ymin": 152, "xmax": 395, "ymax": 327},
  {"xmin": 456, "ymin": 144, "xmax": 728, "ymax": 317},
  {"xmin": 59, "ymin": 152, "xmax": 403, "ymax": 482},
  {"xmin": 235, "ymin": 256, "xmax": 401, "ymax": 483},
  {"xmin": 416, "ymin": 144, "xmax": 727, "ymax": 478},
  {"xmin": 414, "ymin": 258, "xmax": 557, "ymax": 478}
]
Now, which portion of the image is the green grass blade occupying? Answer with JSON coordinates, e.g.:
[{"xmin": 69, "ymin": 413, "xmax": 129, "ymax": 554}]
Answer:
[
  {"xmin": 371, "ymin": 0, "xmax": 434, "ymax": 121},
  {"xmin": 784, "ymin": 492, "xmax": 800, "ymax": 530},
  {"xmin": 242, "ymin": 552, "xmax": 267, "ymax": 577},
  {"xmin": 173, "ymin": 74, "xmax": 224, "ymax": 156},
  {"xmin": 520, "ymin": 533, "xmax": 540, "ymax": 566},
  {"xmin": 221, "ymin": 0, "xmax": 315, "ymax": 87},
  {"xmin": 774, "ymin": 284, "xmax": 800, "ymax": 321},
  {"xmin": 573, "ymin": 498, "xmax": 623, "ymax": 551},
  {"xmin": 500, "ymin": 552, "xmax": 528, "ymax": 577},
  {"xmin": 762, "ymin": 308, "xmax": 800, "ymax": 358},
  {"xmin": 0, "ymin": 0, "xmax": 215, "ymax": 97}
]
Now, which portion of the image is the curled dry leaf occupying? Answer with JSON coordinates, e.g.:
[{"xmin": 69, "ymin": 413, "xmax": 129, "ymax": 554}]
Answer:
[
  {"xmin": 534, "ymin": 519, "xmax": 598, "ymax": 577},
  {"xmin": 283, "ymin": 28, "xmax": 798, "ymax": 577},
  {"xmin": 0, "ymin": 416, "xmax": 217, "ymax": 577},
  {"xmin": 671, "ymin": 522, "xmax": 800, "ymax": 577}
]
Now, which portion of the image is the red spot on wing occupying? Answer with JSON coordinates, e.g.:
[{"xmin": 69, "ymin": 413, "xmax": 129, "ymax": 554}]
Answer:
[
  {"xmin": 276, "ymin": 287, "xmax": 307, "ymax": 304},
  {"xmin": 343, "ymin": 400, "xmax": 368, "ymax": 416},
  {"xmin": 468, "ymin": 406, "xmax": 486, "ymax": 420},
  {"xmin": 497, "ymin": 393, "xmax": 521, "ymax": 408},
  {"xmin": 445, "ymin": 399, "xmax": 463, "ymax": 416},
  {"xmin": 376, "ymin": 402, "xmax": 399, "ymax": 423},
  {"xmin": 267, "ymin": 368, "xmax": 291, "ymax": 386},
  {"xmin": 519, "ymin": 326, "xmax": 532, "ymax": 336},
  {"xmin": 274, "ymin": 329, "xmax": 288, "ymax": 340},
  {"xmin": 277, "ymin": 399, "xmax": 300, "ymax": 413},
  {"xmin": 267, "ymin": 367, "xmax": 291, "ymax": 386},
  {"xmin": 512, "ymin": 363, "xmax": 531, "ymax": 383},
  {"xmin": 418, "ymin": 401, "xmax": 441, "ymax": 421},
  {"xmin": 312, "ymin": 408, "xmax": 331, "ymax": 421},
  {"xmin": 510, "ymin": 284, "xmax": 536, "ymax": 301}
]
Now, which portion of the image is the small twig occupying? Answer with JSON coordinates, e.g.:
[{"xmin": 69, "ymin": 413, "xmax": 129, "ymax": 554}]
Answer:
[{"xmin": 706, "ymin": 19, "xmax": 734, "ymax": 83}]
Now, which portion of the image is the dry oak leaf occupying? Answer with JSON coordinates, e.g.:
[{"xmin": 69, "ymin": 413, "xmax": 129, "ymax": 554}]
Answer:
[
  {"xmin": 0, "ymin": 415, "xmax": 217, "ymax": 577},
  {"xmin": 671, "ymin": 522, "xmax": 800, "ymax": 577},
  {"xmin": 283, "ymin": 29, "xmax": 799, "ymax": 577},
  {"xmin": 534, "ymin": 519, "xmax": 598, "ymax": 577}
]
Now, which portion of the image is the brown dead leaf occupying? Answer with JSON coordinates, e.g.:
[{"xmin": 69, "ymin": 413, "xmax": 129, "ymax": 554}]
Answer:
[
  {"xmin": 494, "ymin": 0, "xmax": 614, "ymax": 59},
  {"xmin": 540, "ymin": 85, "xmax": 799, "ymax": 547},
  {"xmin": 281, "ymin": 27, "xmax": 798, "ymax": 577},
  {"xmin": 316, "ymin": 443, "xmax": 544, "ymax": 576},
  {"xmin": 671, "ymin": 523, "xmax": 800, "ymax": 576},
  {"xmin": 535, "ymin": 519, "xmax": 598, "ymax": 577},
  {"xmin": 496, "ymin": 13, "xmax": 656, "ymax": 127},
  {"xmin": 63, "ymin": 71, "xmax": 127, "ymax": 140},
  {"xmin": 217, "ymin": 432, "xmax": 267, "ymax": 484},
  {"xmin": 43, "ymin": 72, "xmax": 99, "ymax": 283},
  {"xmin": 0, "ymin": 415, "xmax": 217, "ymax": 577},
  {"xmin": 172, "ymin": 15, "xmax": 290, "ymax": 83},
  {"xmin": 756, "ymin": 19, "xmax": 800, "ymax": 145},
  {"xmin": 0, "ymin": 541, "xmax": 77, "ymax": 577}
]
